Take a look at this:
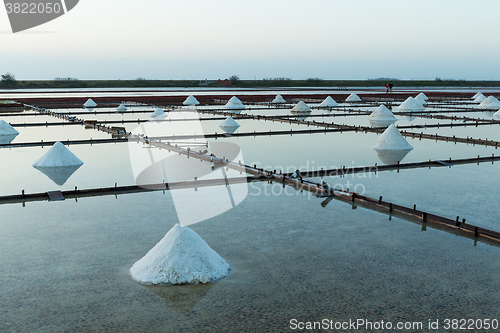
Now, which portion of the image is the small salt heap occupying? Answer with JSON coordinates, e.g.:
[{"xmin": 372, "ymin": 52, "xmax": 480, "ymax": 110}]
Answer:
[
  {"xmin": 472, "ymin": 92, "xmax": 483, "ymax": 100},
  {"xmin": 479, "ymin": 96, "xmax": 500, "ymax": 109},
  {"xmin": 32, "ymin": 141, "xmax": 84, "ymax": 185},
  {"xmin": 416, "ymin": 92, "xmax": 428, "ymax": 101},
  {"xmin": 219, "ymin": 116, "xmax": 240, "ymax": 134},
  {"xmin": 415, "ymin": 94, "xmax": 427, "ymax": 106},
  {"xmin": 373, "ymin": 124, "xmax": 413, "ymax": 165},
  {"xmin": 368, "ymin": 104, "xmax": 397, "ymax": 127},
  {"xmin": 151, "ymin": 107, "xmax": 166, "ymax": 118},
  {"xmin": 474, "ymin": 93, "xmax": 486, "ymax": 103},
  {"xmin": 83, "ymin": 99, "xmax": 97, "ymax": 108},
  {"xmin": 224, "ymin": 96, "xmax": 245, "ymax": 111},
  {"xmin": 0, "ymin": 120, "xmax": 19, "ymax": 144},
  {"xmin": 397, "ymin": 97, "xmax": 425, "ymax": 112},
  {"xmin": 130, "ymin": 223, "xmax": 230, "ymax": 285},
  {"xmin": 291, "ymin": 101, "xmax": 311, "ymax": 113},
  {"xmin": 117, "ymin": 103, "xmax": 127, "ymax": 113},
  {"xmin": 271, "ymin": 94, "xmax": 286, "ymax": 104},
  {"xmin": 319, "ymin": 96, "xmax": 338, "ymax": 107},
  {"xmin": 345, "ymin": 93, "xmax": 361, "ymax": 102},
  {"xmin": 183, "ymin": 95, "xmax": 200, "ymax": 106}
]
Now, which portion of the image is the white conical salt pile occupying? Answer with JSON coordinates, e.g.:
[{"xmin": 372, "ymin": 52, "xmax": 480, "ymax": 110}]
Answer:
[
  {"xmin": 83, "ymin": 99, "xmax": 97, "ymax": 108},
  {"xmin": 373, "ymin": 124, "xmax": 413, "ymax": 151},
  {"xmin": 224, "ymin": 96, "xmax": 245, "ymax": 110},
  {"xmin": 117, "ymin": 103, "xmax": 127, "ymax": 112},
  {"xmin": 416, "ymin": 92, "xmax": 428, "ymax": 101},
  {"xmin": 345, "ymin": 93, "xmax": 361, "ymax": 102},
  {"xmin": 479, "ymin": 96, "xmax": 500, "ymax": 109},
  {"xmin": 472, "ymin": 92, "xmax": 483, "ymax": 99},
  {"xmin": 33, "ymin": 142, "xmax": 83, "ymax": 168},
  {"xmin": 151, "ymin": 107, "xmax": 166, "ymax": 118},
  {"xmin": 183, "ymin": 95, "xmax": 200, "ymax": 106},
  {"xmin": 271, "ymin": 94, "xmax": 286, "ymax": 104},
  {"xmin": 0, "ymin": 120, "xmax": 19, "ymax": 135},
  {"xmin": 397, "ymin": 97, "xmax": 425, "ymax": 112},
  {"xmin": 319, "ymin": 96, "xmax": 338, "ymax": 107},
  {"xmin": 291, "ymin": 101, "xmax": 311, "ymax": 113},
  {"xmin": 415, "ymin": 94, "xmax": 427, "ymax": 106},
  {"xmin": 130, "ymin": 224, "xmax": 230, "ymax": 285},
  {"xmin": 219, "ymin": 116, "xmax": 240, "ymax": 134},
  {"xmin": 474, "ymin": 93, "xmax": 486, "ymax": 103},
  {"xmin": 368, "ymin": 104, "xmax": 397, "ymax": 127}
]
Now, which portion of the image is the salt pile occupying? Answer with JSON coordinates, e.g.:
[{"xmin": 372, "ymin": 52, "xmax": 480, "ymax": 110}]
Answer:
[
  {"xmin": 397, "ymin": 97, "xmax": 425, "ymax": 112},
  {"xmin": 183, "ymin": 95, "xmax": 200, "ymax": 106},
  {"xmin": 271, "ymin": 94, "xmax": 286, "ymax": 104},
  {"xmin": 373, "ymin": 124, "xmax": 413, "ymax": 151},
  {"xmin": 117, "ymin": 103, "xmax": 127, "ymax": 112},
  {"xmin": 32, "ymin": 141, "xmax": 84, "ymax": 185},
  {"xmin": 416, "ymin": 92, "xmax": 428, "ymax": 101},
  {"xmin": 493, "ymin": 110, "xmax": 500, "ymax": 118},
  {"xmin": 130, "ymin": 223, "xmax": 230, "ymax": 285},
  {"xmin": 415, "ymin": 94, "xmax": 427, "ymax": 106},
  {"xmin": 472, "ymin": 92, "xmax": 483, "ymax": 99},
  {"xmin": 368, "ymin": 104, "xmax": 397, "ymax": 127},
  {"xmin": 291, "ymin": 101, "xmax": 311, "ymax": 113},
  {"xmin": 319, "ymin": 96, "xmax": 338, "ymax": 107},
  {"xmin": 479, "ymin": 96, "xmax": 500, "ymax": 109},
  {"xmin": 151, "ymin": 107, "xmax": 166, "ymax": 118},
  {"xmin": 83, "ymin": 99, "xmax": 97, "ymax": 108},
  {"xmin": 0, "ymin": 120, "xmax": 19, "ymax": 144},
  {"xmin": 224, "ymin": 96, "xmax": 245, "ymax": 110},
  {"xmin": 345, "ymin": 93, "xmax": 361, "ymax": 102},
  {"xmin": 474, "ymin": 93, "xmax": 486, "ymax": 103},
  {"xmin": 219, "ymin": 116, "xmax": 240, "ymax": 134}
]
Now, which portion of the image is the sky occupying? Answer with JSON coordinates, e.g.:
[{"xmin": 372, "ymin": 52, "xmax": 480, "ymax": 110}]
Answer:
[{"xmin": 1, "ymin": 0, "xmax": 500, "ymax": 81}]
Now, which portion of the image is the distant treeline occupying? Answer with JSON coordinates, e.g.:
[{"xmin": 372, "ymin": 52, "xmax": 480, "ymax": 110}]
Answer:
[{"xmin": 2, "ymin": 78, "xmax": 500, "ymax": 89}]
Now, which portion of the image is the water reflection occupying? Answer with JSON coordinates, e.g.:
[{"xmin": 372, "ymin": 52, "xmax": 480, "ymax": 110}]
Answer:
[
  {"xmin": 374, "ymin": 149, "xmax": 412, "ymax": 165},
  {"xmin": 0, "ymin": 133, "xmax": 19, "ymax": 144},
  {"xmin": 33, "ymin": 165, "xmax": 83, "ymax": 186},
  {"xmin": 146, "ymin": 282, "xmax": 215, "ymax": 314}
]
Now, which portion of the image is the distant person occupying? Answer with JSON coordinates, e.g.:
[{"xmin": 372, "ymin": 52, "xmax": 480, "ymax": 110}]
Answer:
[
  {"xmin": 385, "ymin": 83, "xmax": 389, "ymax": 93},
  {"xmin": 389, "ymin": 82, "xmax": 394, "ymax": 93}
]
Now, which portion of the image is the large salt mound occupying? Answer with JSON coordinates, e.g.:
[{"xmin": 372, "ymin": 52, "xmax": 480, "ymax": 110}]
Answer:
[
  {"xmin": 472, "ymin": 92, "xmax": 483, "ymax": 99},
  {"xmin": 0, "ymin": 120, "xmax": 19, "ymax": 135},
  {"xmin": 368, "ymin": 104, "xmax": 397, "ymax": 127},
  {"xmin": 271, "ymin": 94, "xmax": 286, "ymax": 104},
  {"xmin": 224, "ymin": 96, "xmax": 245, "ymax": 110},
  {"xmin": 151, "ymin": 107, "xmax": 166, "ymax": 118},
  {"xmin": 33, "ymin": 141, "xmax": 83, "ymax": 168},
  {"xmin": 345, "ymin": 93, "xmax": 361, "ymax": 102},
  {"xmin": 291, "ymin": 101, "xmax": 311, "ymax": 113},
  {"xmin": 130, "ymin": 224, "xmax": 230, "ymax": 285},
  {"xmin": 83, "ymin": 99, "xmax": 97, "ymax": 108},
  {"xmin": 117, "ymin": 103, "xmax": 127, "ymax": 112},
  {"xmin": 416, "ymin": 92, "xmax": 428, "ymax": 101},
  {"xmin": 415, "ymin": 94, "xmax": 427, "ymax": 106},
  {"xmin": 219, "ymin": 116, "xmax": 240, "ymax": 134},
  {"xmin": 319, "ymin": 96, "xmax": 338, "ymax": 107},
  {"xmin": 183, "ymin": 95, "xmax": 200, "ymax": 106},
  {"xmin": 474, "ymin": 94, "xmax": 486, "ymax": 103},
  {"xmin": 478, "ymin": 96, "xmax": 500, "ymax": 109},
  {"xmin": 373, "ymin": 124, "xmax": 413, "ymax": 151},
  {"xmin": 397, "ymin": 97, "xmax": 425, "ymax": 112}
]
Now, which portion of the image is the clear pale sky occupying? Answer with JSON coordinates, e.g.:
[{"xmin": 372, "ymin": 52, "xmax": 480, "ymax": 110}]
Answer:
[{"xmin": 1, "ymin": 0, "xmax": 499, "ymax": 80}]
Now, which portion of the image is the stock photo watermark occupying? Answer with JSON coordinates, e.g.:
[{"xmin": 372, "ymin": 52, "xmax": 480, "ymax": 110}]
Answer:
[{"xmin": 3, "ymin": 0, "xmax": 78, "ymax": 33}]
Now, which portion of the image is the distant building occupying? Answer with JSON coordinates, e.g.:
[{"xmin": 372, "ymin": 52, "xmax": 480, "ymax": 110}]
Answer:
[{"xmin": 217, "ymin": 79, "xmax": 231, "ymax": 86}]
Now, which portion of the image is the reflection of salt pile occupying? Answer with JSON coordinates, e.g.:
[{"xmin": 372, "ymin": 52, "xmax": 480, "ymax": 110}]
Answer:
[
  {"xmin": 319, "ymin": 96, "xmax": 338, "ymax": 107},
  {"xmin": 291, "ymin": 101, "xmax": 311, "ymax": 113},
  {"xmin": 271, "ymin": 94, "xmax": 286, "ymax": 104},
  {"xmin": 83, "ymin": 99, "xmax": 97, "ymax": 108},
  {"xmin": 474, "ymin": 93, "xmax": 486, "ymax": 103},
  {"xmin": 478, "ymin": 96, "xmax": 500, "ymax": 109},
  {"xmin": 493, "ymin": 110, "xmax": 500, "ymax": 118},
  {"xmin": 151, "ymin": 107, "xmax": 166, "ymax": 118},
  {"xmin": 472, "ymin": 92, "xmax": 483, "ymax": 99},
  {"xmin": 373, "ymin": 124, "xmax": 413, "ymax": 151},
  {"xmin": 117, "ymin": 103, "xmax": 127, "ymax": 112},
  {"xmin": 219, "ymin": 116, "xmax": 240, "ymax": 134},
  {"xmin": 415, "ymin": 94, "xmax": 427, "ymax": 106},
  {"xmin": 224, "ymin": 96, "xmax": 245, "ymax": 111},
  {"xmin": 345, "ymin": 93, "xmax": 361, "ymax": 102},
  {"xmin": 0, "ymin": 120, "xmax": 19, "ymax": 144},
  {"xmin": 368, "ymin": 104, "xmax": 397, "ymax": 127},
  {"xmin": 397, "ymin": 97, "xmax": 425, "ymax": 112},
  {"xmin": 183, "ymin": 95, "xmax": 200, "ymax": 106},
  {"xmin": 130, "ymin": 224, "xmax": 230, "ymax": 285},
  {"xmin": 32, "ymin": 141, "xmax": 84, "ymax": 185}
]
